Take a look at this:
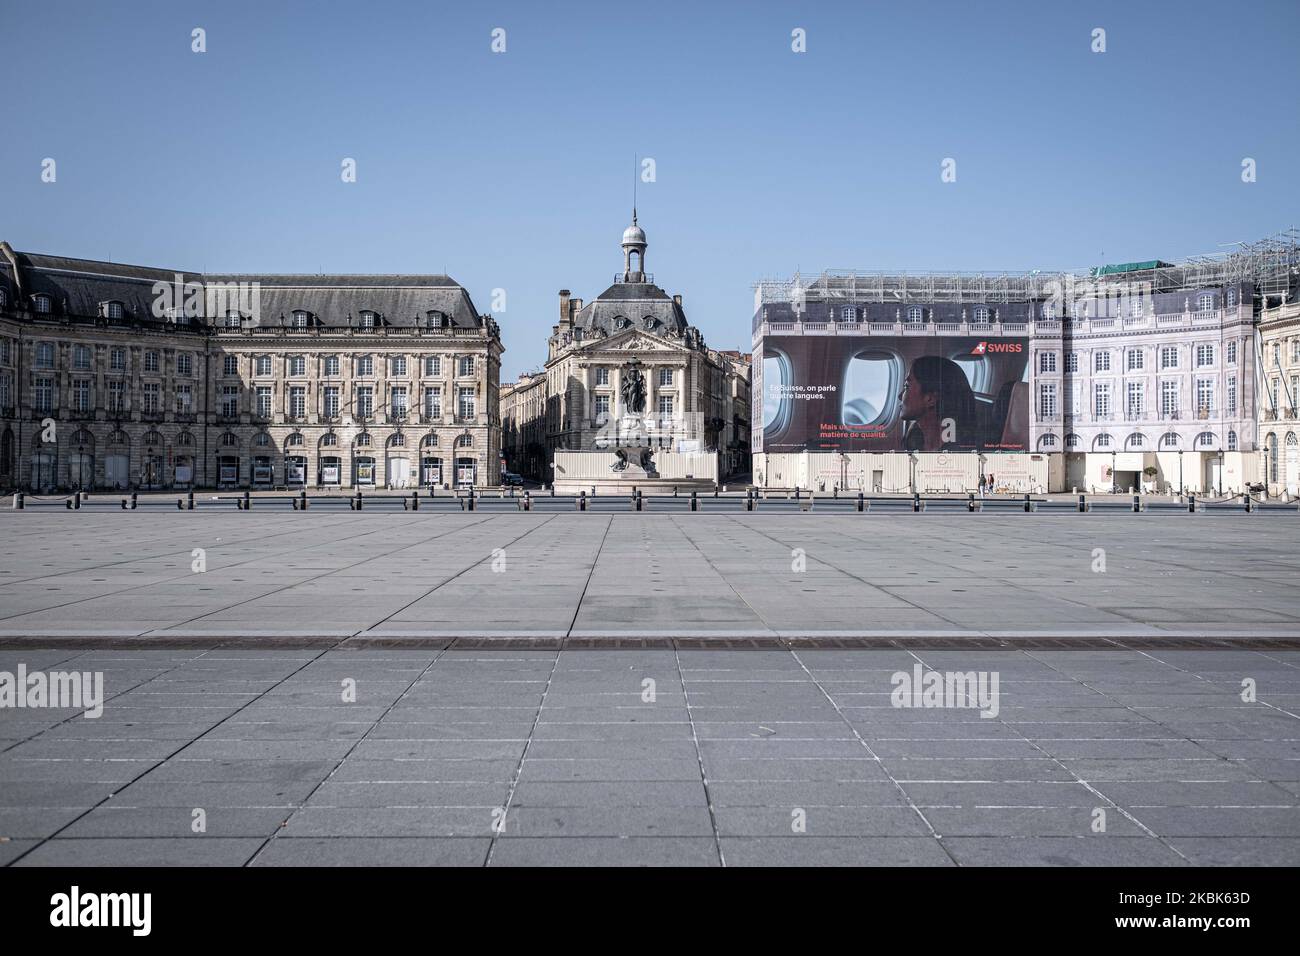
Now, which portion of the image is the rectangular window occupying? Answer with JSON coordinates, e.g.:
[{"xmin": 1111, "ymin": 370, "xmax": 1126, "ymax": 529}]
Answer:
[
  {"xmin": 324, "ymin": 386, "xmax": 340, "ymax": 417},
  {"xmin": 34, "ymin": 378, "xmax": 54, "ymax": 412},
  {"xmin": 1196, "ymin": 379, "xmax": 1214, "ymax": 417},
  {"xmin": 1065, "ymin": 352, "xmax": 1078, "ymax": 373},
  {"xmin": 595, "ymin": 394, "xmax": 610, "ymax": 420},
  {"xmin": 1126, "ymin": 381, "xmax": 1143, "ymax": 419},
  {"xmin": 142, "ymin": 382, "xmax": 161, "ymax": 413},
  {"xmin": 177, "ymin": 352, "xmax": 193, "ymax": 376},
  {"xmin": 1161, "ymin": 380, "xmax": 1179, "ymax": 417},
  {"xmin": 290, "ymin": 386, "xmax": 306, "ymax": 418},
  {"xmin": 324, "ymin": 355, "xmax": 340, "ymax": 376},
  {"xmin": 0, "ymin": 373, "xmax": 10, "ymax": 409},
  {"xmin": 391, "ymin": 355, "xmax": 407, "ymax": 376},
  {"xmin": 423, "ymin": 386, "xmax": 442, "ymax": 418},
  {"xmin": 1195, "ymin": 343, "xmax": 1214, "ymax": 368},
  {"xmin": 111, "ymin": 348, "xmax": 126, "ymax": 371},
  {"xmin": 1092, "ymin": 382, "xmax": 1111, "ymax": 419},
  {"xmin": 657, "ymin": 395, "xmax": 674, "ymax": 418},
  {"xmin": 390, "ymin": 387, "xmax": 408, "ymax": 419},
  {"xmin": 1038, "ymin": 351, "xmax": 1057, "ymax": 373},
  {"xmin": 1037, "ymin": 383, "xmax": 1057, "ymax": 418},
  {"xmin": 356, "ymin": 386, "xmax": 374, "ymax": 417},
  {"xmin": 1126, "ymin": 349, "xmax": 1143, "ymax": 372},
  {"xmin": 288, "ymin": 355, "xmax": 305, "ymax": 376},
  {"xmin": 144, "ymin": 351, "xmax": 159, "ymax": 373},
  {"xmin": 1094, "ymin": 351, "xmax": 1110, "ymax": 373},
  {"xmin": 425, "ymin": 356, "xmax": 441, "ymax": 376},
  {"xmin": 1160, "ymin": 346, "xmax": 1178, "ymax": 370},
  {"xmin": 458, "ymin": 387, "xmax": 476, "ymax": 419},
  {"xmin": 459, "ymin": 356, "xmax": 475, "ymax": 377},
  {"xmin": 1228, "ymin": 340, "xmax": 1238, "ymax": 365},
  {"xmin": 221, "ymin": 386, "xmax": 239, "ymax": 418},
  {"xmin": 108, "ymin": 381, "xmax": 125, "ymax": 412},
  {"xmin": 35, "ymin": 343, "xmax": 55, "ymax": 368},
  {"xmin": 1227, "ymin": 376, "xmax": 1237, "ymax": 415},
  {"xmin": 73, "ymin": 379, "xmax": 91, "ymax": 412},
  {"xmin": 595, "ymin": 367, "xmax": 609, "ymax": 386},
  {"xmin": 659, "ymin": 368, "xmax": 674, "ymax": 386},
  {"xmin": 73, "ymin": 345, "xmax": 92, "ymax": 370},
  {"xmin": 357, "ymin": 355, "xmax": 373, "ymax": 376},
  {"xmin": 176, "ymin": 384, "xmax": 193, "ymax": 413},
  {"xmin": 255, "ymin": 355, "xmax": 271, "ymax": 376},
  {"xmin": 223, "ymin": 355, "xmax": 238, "ymax": 376},
  {"xmin": 256, "ymin": 386, "xmax": 272, "ymax": 418}
]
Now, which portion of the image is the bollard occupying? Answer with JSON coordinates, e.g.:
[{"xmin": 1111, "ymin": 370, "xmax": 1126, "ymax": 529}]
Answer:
[
  {"xmin": 714, "ymin": 487, "xmax": 719, "ymax": 498},
  {"xmin": 177, "ymin": 498, "xmax": 185, "ymax": 511},
  {"xmin": 354, "ymin": 490, "xmax": 363, "ymax": 511},
  {"xmin": 467, "ymin": 488, "xmax": 476, "ymax": 512},
  {"xmin": 188, "ymin": 491, "xmax": 196, "ymax": 511},
  {"xmin": 1188, "ymin": 492, "xmax": 1196, "ymax": 513},
  {"xmin": 1025, "ymin": 493, "xmax": 1035, "ymax": 513},
  {"xmin": 411, "ymin": 490, "xmax": 419, "ymax": 512},
  {"xmin": 524, "ymin": 491, "xmax": 531, "ymax": 512},
  {"xmin": 747, "ymin": 490, "xmax": 757, "ymax": 512},
  {"xmin": 13, "ymin": 492, "xmax": 24, "ymax": 510},
  {"xmin": 912, "ymin": 492, "xmax": 922, "ymax": 513},
  {"xmin": 690, "ymin": 491, "xmax": 699, "ymax": 512},
  {"xmin": 1243, "ymin": 493, "xmax": 1253, "ymax": 513},
  {"xmin": 299, "ymin": 490, "xmax": 307, "ymax": 511},
  {"xmin": 131, "ymin": 492, "xmax": 138, "ymax": 510},
  {"xmin": 673, "ymin": 485, "xmax": 679, "ymax": 498},
  {"xmin": 578, "ymin": 491, "xmax": 587, "ymax": 512},
  {"xmin": 65, "ymin": 499, "xmax": 72, "ymax": 510},
  {"xmin": 967, "ymin": 492, "xmax": 977, "ymax": 513},
  {"xmin": 243, "ymin": 490, "xmax": 251, "ymax": 511},
  {"xmin": 550, "ymin": 485, "xmax": 555, "ymax": 497},
  {"xmin": 857, "ymin": 492, "xmax": 866, "ymax": 513},
  {"xmin": 1132, "ymin": 494, "xmax": 1142, "ymax": 513},
  {"xmin": 73, "ymin": 491, "xmax": 81, "ymax": 510},
  {"xmin": 635, "ymin": 490, "xmax": 644, "ymax": 512},
  {"xmin": 1077, "ymin": 494, "xmax": 1089, "ymax": 513},
  {"xmin": 794, "ymin": 487, "xmax": 801, "ymax": 501}
]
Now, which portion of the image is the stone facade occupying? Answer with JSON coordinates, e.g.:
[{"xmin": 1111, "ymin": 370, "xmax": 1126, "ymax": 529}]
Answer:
[
  {"xmin": 1258, "ymin": 295, "xmax": 1300, "ymax": 495},
  {"xmin": 0, "ymin": 243, "xmax": 503, "ymax": 491},
  {"xmin": 500, "ymin": 370, "xmax": 547, "ymax": 480}
]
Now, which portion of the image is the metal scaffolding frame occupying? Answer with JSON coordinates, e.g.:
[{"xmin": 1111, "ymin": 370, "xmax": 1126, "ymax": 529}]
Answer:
[{"xmin": 754, "ymin": 230, "xmax": 1300, "ymax": 307}]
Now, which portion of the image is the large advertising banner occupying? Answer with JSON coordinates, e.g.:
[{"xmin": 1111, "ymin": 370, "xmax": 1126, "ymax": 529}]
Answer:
[{"xmin": 761, "ymin": 334, "xmax": 1030, "ymax": 453}]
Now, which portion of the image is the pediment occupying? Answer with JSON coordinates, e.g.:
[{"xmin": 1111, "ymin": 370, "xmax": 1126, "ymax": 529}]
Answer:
[{"xmin": 587, "ymin": 329, "xmax": 687, "ymax": 353}]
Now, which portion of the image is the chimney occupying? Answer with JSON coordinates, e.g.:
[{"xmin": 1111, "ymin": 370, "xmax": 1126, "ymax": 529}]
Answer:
[
  {"xmin": 673, "ymin": 294, "xmax": 683, "ymax": 307},
  {"xmin": 558, "ymin": 289, "xmax": 571, "ymax": 328},
  {"xmin": 572, "ymin": 297, "xmax": 583, "ymax": 313}
]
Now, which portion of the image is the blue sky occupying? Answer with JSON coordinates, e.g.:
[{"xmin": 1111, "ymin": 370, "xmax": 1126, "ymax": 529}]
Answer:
[{"xmin": 2, "ymin": 0, "xmax": 1297, "ymax": 377}]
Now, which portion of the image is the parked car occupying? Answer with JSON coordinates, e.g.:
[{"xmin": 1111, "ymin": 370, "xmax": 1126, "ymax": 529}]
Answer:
[{"xmin": 502, "ymin": 472, "xmax": 525, "ymax": 486}]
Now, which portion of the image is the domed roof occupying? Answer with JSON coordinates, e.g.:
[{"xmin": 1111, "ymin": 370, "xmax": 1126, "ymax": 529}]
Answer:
[{"xmin": 622, "ymin": 221, "xmax": 647, "ymax": 247}]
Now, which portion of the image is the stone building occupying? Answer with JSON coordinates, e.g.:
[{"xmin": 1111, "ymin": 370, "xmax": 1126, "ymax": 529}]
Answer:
[
  {"xmin": 1258, "ymin": 294, "xmax": 1300, "ymax": 495},
  {"xmin": 0, "ymin": 242, "xmax": 503, "ymax": 491},
  {"xmin": 714, "ymin": 350, "xmax": 752, "ymax": 478},
  {"xmin": 542, "ymin": 216, "xmax": 729, "ymax": 469},
  {"xmin": 500, "ymin": 370, "xmax": 546, "ymax": 480}
]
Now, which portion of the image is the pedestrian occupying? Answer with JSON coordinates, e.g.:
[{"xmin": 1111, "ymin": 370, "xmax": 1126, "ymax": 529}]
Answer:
[{"xmin": 987, "ymin": 472, "xmax": 994, "ymax": 495}]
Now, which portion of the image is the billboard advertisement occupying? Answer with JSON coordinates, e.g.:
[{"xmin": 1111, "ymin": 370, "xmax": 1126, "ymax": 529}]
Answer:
[{"xmin": 760, "ymin": 334, "xmax": 1030, "ymax": 453}]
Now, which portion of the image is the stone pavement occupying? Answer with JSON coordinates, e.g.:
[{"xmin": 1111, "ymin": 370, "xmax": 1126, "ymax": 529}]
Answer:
[
  {"xmin": 0, "ymin": 645, "xmax": 1297, "ymax": 866},
  {"xmin": 1, "ymin": 510, "xmax": 1299, "ymax": 640}
]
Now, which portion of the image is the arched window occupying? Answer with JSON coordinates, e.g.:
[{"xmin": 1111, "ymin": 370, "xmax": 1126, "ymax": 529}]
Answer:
[
  {"xmin": 1065, "ymin": 433, "xmax": 1080, "ymax": 449},
  {"xmin": 1126, "ymin": 433, "xmax": 1144, "ymax": 449},
  {"xmin": 220, "ymin": 432, "xmax": 238, "ymax": 448},
  {"xmin": 422, "ymin": 433, "xmax": 438, "ymax": 447},
  {"xmin": 388, "ymin": 433, "xmax": 405, "ymax": 447},
  {"xmin": 286, "ymin": 432, "xmax": 304, "ymax": 447},
  {"xmin": 1038, "ymin": 433, "xmax": 1058, "ymax": 449},
  {"xmin": 1196, "ymin": 432, "xmax": 1216, "ymax": 449},
  {"xmin": 973, "ymin": 307, "xmax": 990, "ymax": 323},
  {"xmin": 1161, "ymin": 432, "xmax": 1179, "ymax": 448},
  {"xmin": 1095, "ymin": 434, "xmax": 1112, "ymax": 450},
  {"xmin": 355, "ymin": 432, "xmax": 372, "ymax": 447},
  {"xmin": 33, "ymin": 294, "xmax": 51, "ymax": 314},
  {"xmin": 108, "ymin": 430, "xmax": 129, "ymax": 446},
  {"xmin": 177, "ymin": 432, "xmax": 195, "ymax": 447},
  {"xmin": 906, "ymin": 306, "xmax": 924, "ymax": 324},
  {"xmin": 424, "ymin": 311, "xmax": 442, "ymax": 329},
  {"xmin": 321, "ymin": 433, "xmax": 338, "ymax": 448},
  {"xmin": 292, "ymin": 310, "xmax": 309, "ymax": 329},
  {"xmin": 456, "ymin": 434, "xmax": 473, "ymax": 449},
  {"xmin": 1227, "ymin": 430, "xmax": 1238, "ymax": 451},
  {"xmin": 255, "ymin": 432, "xmax": 271, "ymax": 447},
  {"xmin": 361, "ymin": 311, "xmax": 377, "ymax": 330}
]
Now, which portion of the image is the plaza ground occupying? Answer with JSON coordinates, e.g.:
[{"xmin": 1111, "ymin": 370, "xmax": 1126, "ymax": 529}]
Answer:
[{"xmin": 0, "ymin": 510, "xmax": 1296, "ymax": 866}]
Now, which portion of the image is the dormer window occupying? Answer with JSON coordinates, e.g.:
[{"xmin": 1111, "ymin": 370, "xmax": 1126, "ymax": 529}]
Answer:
[
  {"xmin": 424, "ymin": 311, "xmax": 441, "ymax": 329},
  {"xmin": 0, "ymin": 289, "xmax": 8, "ymax": 309},
  {"xmin": 33, "ymin": 294, "xmax": 51, "ymax": 314},
  {"xmin": 225, "ymin": 311, "xmax": 242, "ymax": 329},
  {"xmin": 106, "ymin": 301, "xmax": 124, "ymax": 320},
  {"xmin": 292, "ymin": 310, "xmax": 309, "ymax": 329},
  {"xmin": 906, "ymin": 307, "xmax": 923, "ymax": 324},
  {"xmin": 361, "ymin": 311, "xmax": 377, "ymax": 330}
]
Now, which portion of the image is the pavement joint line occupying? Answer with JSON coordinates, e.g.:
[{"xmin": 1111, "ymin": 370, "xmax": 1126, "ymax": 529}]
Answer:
[
  {"xmin": 674, "ymin": 645, "xmax": 726, "ymax": 867},
  {"xmin": 483, "ymin": 516, "xmax": 613, "ymax": 866},
  {"xmin": 2, "ymin": 643, "xmax": 340, "ymax": 867},
  {"xmin": 903, "ymin": 647, "xmax": 1191, "ymax": 863},
  {"xmin": 0, "ymin": 513, "xmax": 389, "ymax": 629},
  {"xmin": 786, "ymin": 647, "xmax": 957, "ymax": 864},
  {"xmin": 1133, "ymin": 648, "xmax": 1300, "ymax": 723},
  {"xmin": 242, "ymin": 645, "xmax": 455, "ymax": 867},
  {"xmin": 140, "ymin": 514, "xmax": 501, "ymax": 637}
]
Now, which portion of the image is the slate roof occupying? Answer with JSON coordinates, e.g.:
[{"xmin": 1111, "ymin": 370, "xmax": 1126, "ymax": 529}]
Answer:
[
  {"xmin": 573, "ymin": 281, "xmax": 688, "ymax": 335},
  {"xmin": 0, "ymin": 246, "xmax": 488, "ymax": 330}
]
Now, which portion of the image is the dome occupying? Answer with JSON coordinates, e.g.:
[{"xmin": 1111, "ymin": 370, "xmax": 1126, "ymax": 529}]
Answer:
[{"xmin": 622, "ymin": 223, "xmax": 647, "ymax": 247}]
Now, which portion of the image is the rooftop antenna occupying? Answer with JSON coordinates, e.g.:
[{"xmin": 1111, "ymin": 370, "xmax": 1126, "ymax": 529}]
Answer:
[{"xmin": 632, "ymin": 153, "xmax": 637, "ymax": 223}]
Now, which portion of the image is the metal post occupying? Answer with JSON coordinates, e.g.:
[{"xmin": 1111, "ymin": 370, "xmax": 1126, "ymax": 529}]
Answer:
[
  {"xmin": 967, "ymin": 492, "xmax": 976, "ymax": 513},
  {"xmin": 299, "ymin": 489, "xmax": 307, "ymax": 511},
  {"xmin": 131, "ymin": 492, "xmax": 138, "ymax": 510},
  {"xmin": 1077, "ymin": 494, "xmax": 1088, "ymax": 513},
  {"xmin": 1024, "ymin": 493, "xmax": 1034, "ymax": 513},
  {"xmin": 690, "ymin": 491, "xmax": 698, "ymax": 512},
  {"xmin": 856, "ymin": 492, "xmax": 865, "ymax": 513},
  {"xmin": 354, "ymin": 490, "xmax": 363, "ymax": 511},
  {"xmin": 1188, "ymin": 492, "xmax": 1196, "ymax": 513},
  {"xmin": 523, "ymin": 491, "xmax": 531, "ymax": 511},
  {"xmin": 188, "ymin": 491, "xmax": 196, "ymax": 511},
  {"xmin": 578, "ymin": 491, "xmax": 587, "ymax": 512},
  {"xmin": 636, "ymin": 489, "xmax": 643, "ymax": 512},
  {"xmin": 12, "ymin": 493, "xmax": 23, "ymax": 510},
  {"xmin": 1243, "ymin": 493, "xmax": 1253, "ymax": 513},
  {"xmin": 243, "ymin": 490, "xmax": 251, "ymax": 511},
  {"xmin": 411, "ymin": 490, "xmax": 419, "ymax": 511},
  {"xmin": 467, "ymin": 488, "xmax": 476, "ymax": 511},
  {"xmin": 74, "ymin": 491, "xmax": 81, "ymax": 510},
  {"xmin": 1132, "ymin": 494, "xmax": 1141, "ymax": 513},
  {"xmin": 912, "ymin": 493, "xmax": 922, "ymax": 513}
]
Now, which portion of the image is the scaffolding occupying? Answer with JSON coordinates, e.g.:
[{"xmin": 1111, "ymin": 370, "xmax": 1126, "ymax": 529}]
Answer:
[{"xmin": 754, "ymin": 230, "xmax": 1300, "ymax": 307}]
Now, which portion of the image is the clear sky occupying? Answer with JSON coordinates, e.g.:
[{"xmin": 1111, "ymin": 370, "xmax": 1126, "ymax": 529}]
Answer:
[{"xmin": 2, "ymin": 0, "xmax": 1297, "ymax": 378}]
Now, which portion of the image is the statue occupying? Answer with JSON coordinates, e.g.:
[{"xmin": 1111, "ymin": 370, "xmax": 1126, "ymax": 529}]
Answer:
[{"xmin": 620, "ymin": 361, "xmax": 647, "ymax": 413}]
